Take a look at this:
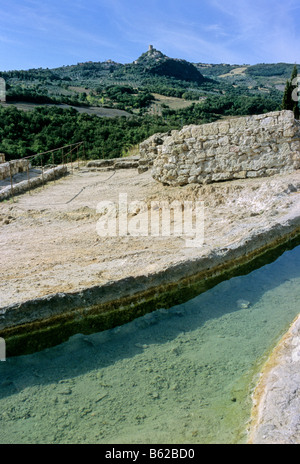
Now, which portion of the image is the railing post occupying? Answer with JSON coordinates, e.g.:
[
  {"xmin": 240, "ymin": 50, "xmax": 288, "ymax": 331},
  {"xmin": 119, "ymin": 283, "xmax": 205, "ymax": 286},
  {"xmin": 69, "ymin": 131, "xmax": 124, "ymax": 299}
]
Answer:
[
  {"xmin": 27, "ymin": 159, "xmax": 31, "ymax": 194},
  {"xmin": 41, "ymin": 154, "xmax": 44, "ymax": 188},
  {"xmin": 53, "ymin": 150, "xmax": 56, "ymax": 182},
  {"xmin": 83, "ymin": 142, "xmax": 86, "ymax": 161},
  {"xmin": 9, "ymin": 161, "xmax": 14, "ymax": 201},
  {"xmin": 3, "ymin": 143, "xmax": 84, "ymax": 201}
]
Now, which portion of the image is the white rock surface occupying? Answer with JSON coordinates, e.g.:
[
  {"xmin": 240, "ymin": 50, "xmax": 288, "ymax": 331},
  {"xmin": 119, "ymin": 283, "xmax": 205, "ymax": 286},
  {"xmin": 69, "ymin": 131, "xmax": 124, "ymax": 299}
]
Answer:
[{"xmin": 139, "ymin": 111, "xmax": 300, "ymax": 186}]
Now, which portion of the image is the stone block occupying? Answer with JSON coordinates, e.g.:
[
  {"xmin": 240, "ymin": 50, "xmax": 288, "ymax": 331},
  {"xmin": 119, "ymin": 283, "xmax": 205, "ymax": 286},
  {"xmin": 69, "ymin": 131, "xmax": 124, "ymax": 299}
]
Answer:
[
  {"xmin": 233, "ymin": 171, "xmax": 247, "ymax": 179},
  {"xmin": 218, "ymin": 122, "xmax": 230, "ymax": 134},
  {"xmin": 202, "ymin": 123, "xmax": 218, "ymax": 136}
]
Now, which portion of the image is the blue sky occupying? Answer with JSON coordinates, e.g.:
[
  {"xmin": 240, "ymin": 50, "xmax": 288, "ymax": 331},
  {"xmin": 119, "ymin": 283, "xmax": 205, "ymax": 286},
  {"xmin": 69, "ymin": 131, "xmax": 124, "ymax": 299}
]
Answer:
[{"xmin": 0, "ymin": 0, "xmax": 299, "ymax": 70}]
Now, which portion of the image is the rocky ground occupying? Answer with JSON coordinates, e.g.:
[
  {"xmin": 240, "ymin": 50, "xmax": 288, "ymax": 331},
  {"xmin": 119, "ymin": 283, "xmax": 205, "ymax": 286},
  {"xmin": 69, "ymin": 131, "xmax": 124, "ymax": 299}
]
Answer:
[
  {"xmin": 248, "ymin": 314, "xmax": 300, "ymax": 444},
  {"xmin": 1, "ymin": 167, "xmax": 300, "ymax": 308},
  {"xmin": 0, "ymin": 165, "xmax": 300, "ymax": 443}
]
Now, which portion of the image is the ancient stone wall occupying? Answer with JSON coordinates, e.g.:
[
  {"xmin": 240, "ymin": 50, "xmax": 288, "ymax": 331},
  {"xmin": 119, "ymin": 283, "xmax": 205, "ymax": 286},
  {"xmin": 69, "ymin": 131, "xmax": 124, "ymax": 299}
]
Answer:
[
  {"xmin": 139, "ymin": 110, "xmax": 300, "ymax": 185},
  {"xmin": 0, "ymin": 158, "xmax": 31, "ymax": 181},
  {"xmin": 138, "ymin": 131, "xmax": 174, "ymax": 173},
  {"xmin": 0, "ymin": 165, "xmax": 67, "ymax": 201},
  {"xmin": 87, "ymin": 156, "xmax": 139, "ymax": 170}
]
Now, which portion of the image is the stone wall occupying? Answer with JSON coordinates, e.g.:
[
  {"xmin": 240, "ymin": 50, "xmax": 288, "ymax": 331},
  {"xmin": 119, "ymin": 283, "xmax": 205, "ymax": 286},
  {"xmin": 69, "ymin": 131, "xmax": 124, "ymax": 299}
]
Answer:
[
  {"xmin": 138, "ymin": 131, "xmax": 173, "ymax": 173},
  {"xmin": 87, "ymin": 156, "xmax": 139, "ymax": 170},
  {"xmin": 0, "ymin": 158, "xmax": 31, "ymax": 181},
  {"xmin": 139, "ymin": 110, "xmax": 300, "ymax": 185},
  {"xmin": 0, "ymin": 165, "xmax": 67, "ymax": 201}
]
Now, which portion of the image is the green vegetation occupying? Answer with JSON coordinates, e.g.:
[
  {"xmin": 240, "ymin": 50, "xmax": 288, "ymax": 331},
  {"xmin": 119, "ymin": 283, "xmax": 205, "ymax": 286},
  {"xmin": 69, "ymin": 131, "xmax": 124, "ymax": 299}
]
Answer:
[
  {"xmin": 245, "ymin": 63, "xmax": 300, "ymax": 77},
  {"xmin": 0, "ymin": 105, "xmax": 175, "ymax": 162},
  {"xmin": 94, "ymin": 85, "xmax": 154, "ymax": 112},
  {"xmin": 146, "ymin": 58, "xmax": 206, "ymax": 84},
  {"xmin": 0, "ymin": 48, "xmax": 297, "ymax": 163},
  {"xmin": 161, "ymin": 94, "xmax": 280, "ymax": 126},
  {"xmin": 195, "ymin": 63, "xmax": 243, "ymax": 77},
  {"xmin": 282, "ymin": 65, "xmax": 299, "ymax": 119},
  {"xmin": 0, "ymin": 92, "xmax": 281, "ymax": 162}
]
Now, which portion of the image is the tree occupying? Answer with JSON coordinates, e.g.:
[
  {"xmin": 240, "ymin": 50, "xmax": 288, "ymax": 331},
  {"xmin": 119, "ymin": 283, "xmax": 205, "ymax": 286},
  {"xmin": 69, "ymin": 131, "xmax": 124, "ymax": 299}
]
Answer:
[{"xmin": 282, "ymin": 65, "xmax": 299, "ymax": 119}]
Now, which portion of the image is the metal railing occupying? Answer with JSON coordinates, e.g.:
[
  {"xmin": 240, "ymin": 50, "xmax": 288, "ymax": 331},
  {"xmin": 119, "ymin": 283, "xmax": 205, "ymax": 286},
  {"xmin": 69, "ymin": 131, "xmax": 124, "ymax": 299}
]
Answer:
[{"xmin": 0, "ymin": 141, "xmax": 85, "ymax": 201}]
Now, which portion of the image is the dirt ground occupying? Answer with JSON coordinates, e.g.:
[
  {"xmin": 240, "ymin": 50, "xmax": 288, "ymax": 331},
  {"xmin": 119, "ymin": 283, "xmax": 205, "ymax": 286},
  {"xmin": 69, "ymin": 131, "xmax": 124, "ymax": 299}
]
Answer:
[
  {"xmin": 0, "ymin": 166, "xmax": 299, "ymax": 309},
  {"xmin": 1, "ymin": 165, "xmax": 300, "ymax": 443}
]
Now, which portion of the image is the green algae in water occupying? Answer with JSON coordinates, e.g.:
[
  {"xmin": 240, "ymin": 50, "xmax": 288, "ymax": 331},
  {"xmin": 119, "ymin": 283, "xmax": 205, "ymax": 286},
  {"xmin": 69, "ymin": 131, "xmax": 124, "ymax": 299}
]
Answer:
[{"xmin": 0, "ymin": 245, "xmax": 300, "ymax": 444}]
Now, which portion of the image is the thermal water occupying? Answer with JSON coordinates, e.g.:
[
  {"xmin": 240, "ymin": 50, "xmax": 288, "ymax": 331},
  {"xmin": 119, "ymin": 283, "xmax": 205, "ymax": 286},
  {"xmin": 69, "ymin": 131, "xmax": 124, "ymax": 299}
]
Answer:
[{"xmin": 0, "ymin": 245, "xmax": 299, "ymax": 444}]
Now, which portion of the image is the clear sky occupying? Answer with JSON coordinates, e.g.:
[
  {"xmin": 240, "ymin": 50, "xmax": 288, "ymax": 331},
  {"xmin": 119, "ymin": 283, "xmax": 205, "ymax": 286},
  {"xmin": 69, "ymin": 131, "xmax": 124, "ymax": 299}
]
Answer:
[{"xmin": 0, "ymin": 0, "xmax": 299, "ymax": 71}]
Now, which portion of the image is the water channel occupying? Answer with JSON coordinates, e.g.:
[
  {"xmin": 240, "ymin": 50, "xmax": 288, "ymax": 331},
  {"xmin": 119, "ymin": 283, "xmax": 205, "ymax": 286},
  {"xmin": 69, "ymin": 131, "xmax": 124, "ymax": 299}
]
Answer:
[{"xmin": 0, "ymin": 244, "xmax": 299, "ymax": 444}]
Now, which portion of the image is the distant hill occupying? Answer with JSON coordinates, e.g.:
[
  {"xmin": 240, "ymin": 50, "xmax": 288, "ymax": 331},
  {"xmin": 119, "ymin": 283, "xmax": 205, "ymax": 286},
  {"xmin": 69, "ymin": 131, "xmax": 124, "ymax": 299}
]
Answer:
[
  {"xmin": 195, "ymin": 62, "xmax": 300, "ymax": 93},
  {"xmin": 1, "ymin": 46, "xmax": 298, "ymax": 93},
  {"xmin": 0, "ymin": 46, "xmax": 299, "ymax": 116},
  {"xmin": 48, "ymin": 46, "xmax": 208, "ymax": 86},
  {"xmin": 135, "ymin": 46, "xmax": 207, "ymax": 84},
  {"xmin": 1, "ymin": 47, "xmax": 298, "ymax": 163},
  {"xmin": 195, "ymin": 62, "xmax": 299, "ymax": 78}
]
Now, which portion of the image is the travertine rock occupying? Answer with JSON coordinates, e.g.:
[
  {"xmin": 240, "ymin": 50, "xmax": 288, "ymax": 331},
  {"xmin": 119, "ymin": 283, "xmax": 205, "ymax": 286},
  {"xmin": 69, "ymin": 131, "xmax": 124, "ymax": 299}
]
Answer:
[
  {"xmin": 249, "ymin": 315, "xmax": 300, "ymax": 444},
  {"xmin": 139, "ymin": 111, "xmax": 300, "ymax": 185},
  {"xmin": 0, "ymin": 165, "xmax": 67, "ymax": 201},
  {"xmin": 0, "ymin": 158, "xmax": 31, "ymax": 181}
]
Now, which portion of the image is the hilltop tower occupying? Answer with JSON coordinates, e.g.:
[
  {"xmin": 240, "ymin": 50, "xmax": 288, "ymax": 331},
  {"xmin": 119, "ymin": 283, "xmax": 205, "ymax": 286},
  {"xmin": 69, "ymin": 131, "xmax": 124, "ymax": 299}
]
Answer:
[{"xmin": 148, "ymin": 45, "xmax": 154, "ymax": 52}]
